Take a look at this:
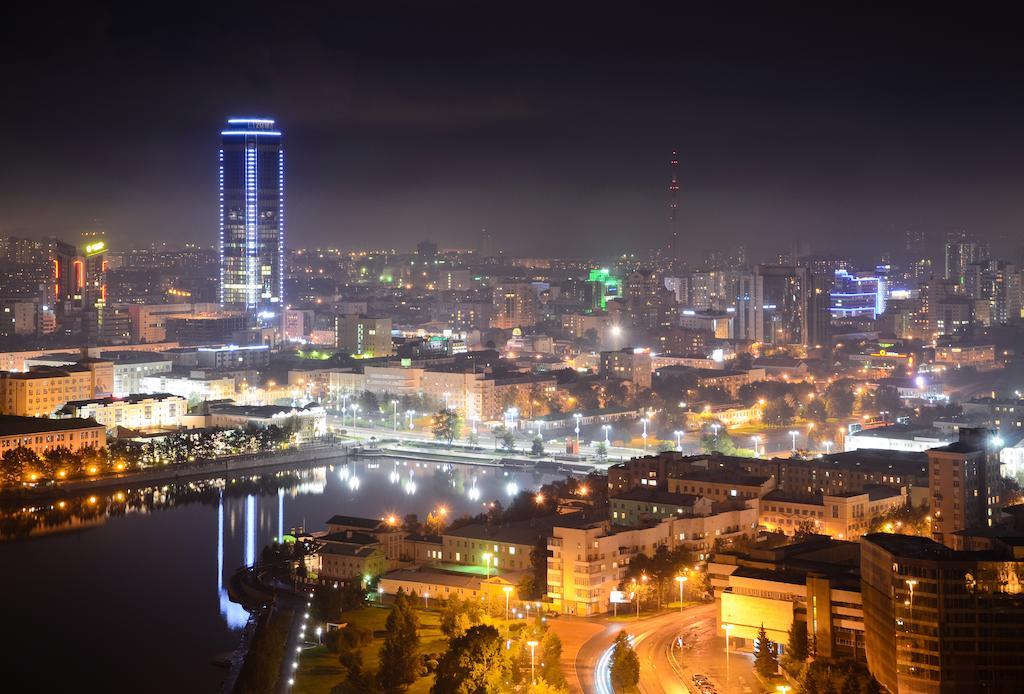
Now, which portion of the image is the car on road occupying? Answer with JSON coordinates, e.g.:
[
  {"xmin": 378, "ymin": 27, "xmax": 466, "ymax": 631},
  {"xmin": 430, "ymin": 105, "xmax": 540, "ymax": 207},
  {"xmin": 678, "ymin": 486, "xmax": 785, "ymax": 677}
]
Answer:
[{"xmin": 692, "ymin": 674, "xmax": 709, "ymax": 686}]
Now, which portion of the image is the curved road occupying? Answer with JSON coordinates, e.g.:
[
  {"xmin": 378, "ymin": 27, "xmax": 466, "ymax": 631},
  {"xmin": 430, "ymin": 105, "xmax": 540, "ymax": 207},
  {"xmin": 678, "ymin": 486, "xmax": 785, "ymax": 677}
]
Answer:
[{"xmin": 574, "ymin": 604, "xmax": 759, "ymax": 694}]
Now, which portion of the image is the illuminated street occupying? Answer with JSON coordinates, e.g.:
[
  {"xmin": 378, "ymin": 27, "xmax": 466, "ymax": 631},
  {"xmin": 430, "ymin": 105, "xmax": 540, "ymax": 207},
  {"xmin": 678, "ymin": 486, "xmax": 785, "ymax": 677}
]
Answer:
[{"xmin": 568, "ymin": 604, "xmax": 759, "ymax": 694}]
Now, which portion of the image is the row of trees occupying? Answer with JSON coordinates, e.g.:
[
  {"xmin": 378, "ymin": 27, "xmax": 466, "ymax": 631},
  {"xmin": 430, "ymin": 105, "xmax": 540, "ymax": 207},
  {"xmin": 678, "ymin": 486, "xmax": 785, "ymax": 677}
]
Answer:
[
  {"xmin": 324, "ymin": 589, "xmax": 569, "ymax": 693},
  {"xmin": 619, "ymin": 545, "xmax": 709, "ymax": 609},
  {"xmin": 0, "ymin": 422, "xmax": 296, "ymax": 487}
]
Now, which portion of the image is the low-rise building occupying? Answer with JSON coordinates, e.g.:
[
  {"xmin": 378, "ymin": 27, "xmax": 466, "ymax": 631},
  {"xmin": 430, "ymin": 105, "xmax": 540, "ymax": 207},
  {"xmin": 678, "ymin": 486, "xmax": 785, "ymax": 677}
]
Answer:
[
  {"xmin": 844, "ymin": 424, "xmax": 952, "ymax": 453},
  {"xmin": 201, "ymin": 403, "xmax": 326, "ymax": 442},
  {"xmin": 933, "ymin": 341, "xmax": 997, "ymax": 370},
  {"xmin": 709, "ymin": 536, "xmax": 865, "ymax": 660},
  {"xmin": 0, "ymin": 415, "xmax": 106, "ymax": 455},
  {"xmin": 317, "ymin": 530, "xmax": 387, "ymax": 582},
  {"xmin": 599, "ymin": 348, "xmax": 653, "ymax": 389},
  {"xmin": 138, "ymin": 372, "xmax": 236, "ymax": 403},
  {"xmin": 759, "ymin": 486, "xmax": 907, "ymax": 541},
  {"xmin": 668, "ymin": 469, "xmax": 775, "ymax": 501},
  {"xmin": 609, "ymin": 488, "xmax": 713, "ymax": 526},
  {"xmin": 683, "ymin": 403, "xmax": 762, "ymax": 430},
  {"xmin": 57, "ymin": 393, "xmax": 186, "ymax": 432}
]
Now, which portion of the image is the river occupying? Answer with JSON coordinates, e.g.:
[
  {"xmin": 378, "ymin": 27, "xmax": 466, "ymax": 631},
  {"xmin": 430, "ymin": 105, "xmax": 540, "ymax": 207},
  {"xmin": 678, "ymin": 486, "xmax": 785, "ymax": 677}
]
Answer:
[{"xmin": 0, "ymin": 456, "xmax": 570, "ymax": 692}]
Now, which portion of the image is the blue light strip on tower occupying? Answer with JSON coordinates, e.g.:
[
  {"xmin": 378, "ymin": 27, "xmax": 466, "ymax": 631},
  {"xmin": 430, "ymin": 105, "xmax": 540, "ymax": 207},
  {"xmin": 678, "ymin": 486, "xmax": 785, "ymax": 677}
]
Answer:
[
  {"xmin": 245, "ymin": 144, "xmax": 258, "ymax": 310},
  {"xmin": 227, "ymin": 118, "xmax": 276, "ymax": 124},
  {"xmin": 221, "ymin": 130, "xmax": 282, "ymax": 136},
  {"xmin": 278, "ymin": 147, "xmax": 285, "ymax": 307},
  {"xmin": 218, "ymin": 149, "xmax": 224, "ymax": 307}
]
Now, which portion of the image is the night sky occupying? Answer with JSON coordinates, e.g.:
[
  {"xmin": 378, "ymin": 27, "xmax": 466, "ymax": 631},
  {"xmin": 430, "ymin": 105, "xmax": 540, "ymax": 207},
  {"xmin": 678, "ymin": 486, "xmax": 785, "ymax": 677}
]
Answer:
[{"xmin": 3, "ymin": 4, "xmax": 1024, "ymax": 261}]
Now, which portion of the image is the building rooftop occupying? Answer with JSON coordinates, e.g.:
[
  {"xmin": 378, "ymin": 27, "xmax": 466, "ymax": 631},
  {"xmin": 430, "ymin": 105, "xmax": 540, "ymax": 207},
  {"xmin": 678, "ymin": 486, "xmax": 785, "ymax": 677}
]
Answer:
[
  {"xmin": 381, "ymin": 568, "xmax": 481, "ymax": 590},
  {"xmin": 60, "ymin": 393, "xmax": 181, "ymax": 410},
  {"xmin": 321, "ymin": 530, "xmax": 380, "ymax": 546},
  {"xmin": 320, "ymin": 543, "xmax": 378, "ymax": 558},
  {"xmin": 671, "ymin": 469, "xmax": 771, "ymax": 486},
  {"xmin": 98, "ymin": 351, "xmax": 172, "ymax": 364},
  {"xmin": 611, "ymin": 487, "xmax": 703, "ymax": 507},
  {"xmin": 445, "ymin": 512, "xmax": 594, "ymax": 544},
  {"xmin": 0, "ymin": 415, "xmax": 104, "ymax": 436},
  {"xmin": 325, "ymin": 515, "xmax": 386, "ymax": 530}
]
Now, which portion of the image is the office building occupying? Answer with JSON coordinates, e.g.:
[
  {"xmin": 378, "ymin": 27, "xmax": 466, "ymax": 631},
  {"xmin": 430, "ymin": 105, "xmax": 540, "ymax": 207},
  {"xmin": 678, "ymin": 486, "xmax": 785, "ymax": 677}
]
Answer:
[
  {"xmin": 861, "ymin": 533, "xmax": 1024, "ymax": 693},
  {"xmin": 737, "ymin": 265, "xmax": 829, "ymax": 346},
  {"xmin": 710, "ymin": 536, "xmax": 865, "ymax": 660},
  {"xmin": 0, "ymin": 362, "xmax": 112, "ymax": 417},
  {"xmin": 219, "ymin": 118, "xmax": 284, "ymax": 317}
]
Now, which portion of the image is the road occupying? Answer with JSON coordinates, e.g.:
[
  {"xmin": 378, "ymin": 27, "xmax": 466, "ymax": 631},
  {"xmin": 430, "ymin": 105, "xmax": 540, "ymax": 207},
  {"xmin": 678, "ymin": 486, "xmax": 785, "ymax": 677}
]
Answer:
[{"xmin": 568, "ymin": 604, "xmax": 760, "ymax": 694}]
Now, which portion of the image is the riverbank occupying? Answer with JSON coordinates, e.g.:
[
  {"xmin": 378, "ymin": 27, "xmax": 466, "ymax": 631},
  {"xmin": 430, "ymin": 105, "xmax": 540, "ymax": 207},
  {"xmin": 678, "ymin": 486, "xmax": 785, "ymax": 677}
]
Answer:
[
  {"xmin": 0, "ymin": 442, "xmax": 353, "ymax": 504},
  {"xmin": 357, "ymin": 442, "xmax": 605, "ymax": 476}
]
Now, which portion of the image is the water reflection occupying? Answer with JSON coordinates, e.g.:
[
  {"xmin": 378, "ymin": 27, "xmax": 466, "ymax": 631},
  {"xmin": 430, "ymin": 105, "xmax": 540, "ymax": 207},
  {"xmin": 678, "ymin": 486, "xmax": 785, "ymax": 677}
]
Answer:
[{"xmin": 2, "ymin": 458, "xmax": 573, "ymax": 638}]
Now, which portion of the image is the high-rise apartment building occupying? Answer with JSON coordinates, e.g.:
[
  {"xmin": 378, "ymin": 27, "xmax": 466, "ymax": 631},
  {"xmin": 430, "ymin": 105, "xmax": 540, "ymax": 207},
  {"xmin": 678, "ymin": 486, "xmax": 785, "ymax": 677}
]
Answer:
[
  {"xmin": 943, "ymin": 231, "xmax": 988, "ymax": 285},
  {"xmin": 219, "ymin": 118, "xmax": 284, "ymax": 317},
  {"xmin": 490, "ymin": 282, "xmax": 539, "ymax": 329},
  {"xmin": 927, "ymin": 427, "xmax": 1003, "ymax": 549}
]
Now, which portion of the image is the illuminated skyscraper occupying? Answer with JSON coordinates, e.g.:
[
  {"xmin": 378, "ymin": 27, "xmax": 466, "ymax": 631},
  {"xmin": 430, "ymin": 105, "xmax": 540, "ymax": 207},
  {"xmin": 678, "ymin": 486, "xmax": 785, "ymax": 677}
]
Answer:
[{"xmin": 219, "ymin": 117, "xmax": 284, "ymax": 317}]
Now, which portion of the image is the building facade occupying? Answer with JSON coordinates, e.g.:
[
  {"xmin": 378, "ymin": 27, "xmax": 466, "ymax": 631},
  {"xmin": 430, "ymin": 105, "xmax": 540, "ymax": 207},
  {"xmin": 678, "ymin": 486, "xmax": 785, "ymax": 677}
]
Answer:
[{"xmin": 219, "ymin": 118, "xmax": 284, "ymax": 317}]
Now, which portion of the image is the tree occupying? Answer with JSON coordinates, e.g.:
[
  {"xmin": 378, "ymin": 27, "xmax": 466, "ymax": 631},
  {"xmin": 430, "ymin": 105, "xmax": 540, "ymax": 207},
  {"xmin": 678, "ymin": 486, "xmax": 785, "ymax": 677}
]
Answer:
[
  {"xmin": 763, "ymin": 398, "xmax": 796, "ymax": 425},
  {"xmin": 700, "ymin": 426, "xmax": 738, "ymax": 456},
  {"xmin": 825, "ymin": 380, "xmax": 855, "ymax": 419},
  {"xmin": 531, "ymin": 436, "xmax": 545, "ymax": 456},
  {"xmin": 609, "ymin": 631, "xmax": 639, "ymax": 692},
  {"xmin": 440, "ymin": 594, "xmax": 482, "ymax": 639},
  {"xmin": 432, "ymin": 409, "xmax": 461, "ymax": 447},
  {"xmin": 378, "ymin": 590, "xmax": 420, "ymax": 691},
  {"xmin": 786, "ymin": 619, "xmax": 809, "ymax": 664},
  {"xmin": 1, "ymin": 446, "xmax": 41, "ymax": 485},
  {"xmin": 497, "ymin": 427, "xmax": 516, "ymax": 452},
  {"xmin": 595, "ymin": 441, "xmax": 608, "ymax": 460},
  {"xmin": 431, "ymin": 624, "xmax": 505, "ymax": 694},
  {"xmin": 540, "ymin": 631, "xmax": 567, "ymax": 689},
  {"xmin": 754, "ymin": 624, "xmax": 777, "ymax": 677}
]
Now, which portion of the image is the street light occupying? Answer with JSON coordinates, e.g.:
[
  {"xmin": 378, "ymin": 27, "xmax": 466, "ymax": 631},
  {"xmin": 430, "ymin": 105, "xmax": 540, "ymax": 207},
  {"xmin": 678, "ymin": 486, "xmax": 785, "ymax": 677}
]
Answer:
[
  {"xmin": 423, "ymin": 592, "xmax": 429, "ymax": 609},
  {"xmin": 674, "ymin": 430, "xmax": 683, "ymax": 452},
  {"xmin": 751, "ymin": 435, "xmax": 761, "ymax": 457},
  {"xmin": 777, "ymin": 686, "xmax": 792, "ymax": 694},
  {"xmin": 711, "ymin": 422, "xmax": 720, "ymax": 437},
  {"xmin": 482, "ymin": 552, "xmax": 492, "ymax": 579},
  {"xmin": 641, "ymin": 418, "xmax": 649, "ymax": 452},
  {"xmin": 574, "ymin": 413, "xmax": 583, "ymax": 449},
  {"xmin": 824, "ymin": 440, "xmax": 834, "ymax": 455},
  {"xmin": 391, "ymin": 400, "xmax": 399, "ymax": 431},
  {"xmin": 527, "ymin": 640, "xmax": 539, "ymax": 684},
  {"xmin": 789, "ymin": 429, "xmax": 799, "ymax": 452},
  {"xmin": 443, "ymin": 391, "xmax": 450, "ymax": 410},
  {"xmin": 675, "ymin": 575, "xmax": 687, "ymax": 613},
  {"xmin": 406, "ymin": 410, "xmax": 416, "ymax": 430},
  {"xmin": 602, "ymin": 424, "xmax": 611, "ymax": 445},
  {"xmin": 723, "ymin": 623, "xmax": 734, "ymax": 681},
  {"xmin": 503, "ymin": 585, "xmax": 513, "ymax": 622}
]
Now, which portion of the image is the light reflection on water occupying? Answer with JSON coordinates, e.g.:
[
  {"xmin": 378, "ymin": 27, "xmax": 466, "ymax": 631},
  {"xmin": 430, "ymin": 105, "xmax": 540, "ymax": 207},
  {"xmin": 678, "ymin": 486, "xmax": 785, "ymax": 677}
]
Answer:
[{"xmin": 1, "ymin": 457, "xmax": 571, "ymax": 691}]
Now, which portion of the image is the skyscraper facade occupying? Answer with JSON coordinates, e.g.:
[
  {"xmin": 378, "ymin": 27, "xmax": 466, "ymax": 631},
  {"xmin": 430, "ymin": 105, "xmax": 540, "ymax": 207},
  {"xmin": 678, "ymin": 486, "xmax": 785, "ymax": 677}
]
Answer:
[{"xmin": 219, "ymin": 117, "xmax": 284, "ymax": 317}]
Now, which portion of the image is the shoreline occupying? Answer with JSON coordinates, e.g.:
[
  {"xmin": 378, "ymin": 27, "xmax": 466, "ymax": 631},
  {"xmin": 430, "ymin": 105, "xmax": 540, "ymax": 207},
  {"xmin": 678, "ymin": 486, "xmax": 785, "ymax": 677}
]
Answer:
[{"xmin": 0, "ymin": 443, "xmax": 353, "ymax": 504}]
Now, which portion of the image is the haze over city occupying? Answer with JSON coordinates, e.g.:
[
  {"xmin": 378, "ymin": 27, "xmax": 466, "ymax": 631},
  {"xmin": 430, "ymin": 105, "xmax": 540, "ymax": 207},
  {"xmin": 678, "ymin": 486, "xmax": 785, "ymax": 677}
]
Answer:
[{"xmin": 4, "ymin": 6, "xmax": 1024, "ymax": 258}]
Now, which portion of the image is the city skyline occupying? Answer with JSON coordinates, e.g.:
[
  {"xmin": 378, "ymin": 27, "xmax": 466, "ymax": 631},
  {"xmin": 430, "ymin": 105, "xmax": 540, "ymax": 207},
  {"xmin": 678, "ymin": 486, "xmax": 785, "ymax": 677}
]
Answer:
[{"xmin": 4, "ymin": 6, "xmax": 1024, "ymax": 258}]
